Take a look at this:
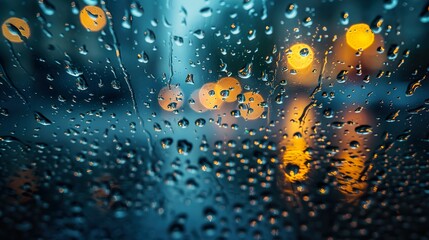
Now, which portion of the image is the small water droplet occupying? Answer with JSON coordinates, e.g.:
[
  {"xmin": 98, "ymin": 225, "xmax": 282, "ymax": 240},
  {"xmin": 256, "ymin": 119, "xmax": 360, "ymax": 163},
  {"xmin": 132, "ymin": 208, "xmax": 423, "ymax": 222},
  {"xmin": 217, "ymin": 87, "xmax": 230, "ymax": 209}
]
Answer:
[
  {"xmin": 238, "ymin": 63, "xmax": 253, "ymax": 79},
  {"xmin": 336, "ymin": 70, "xmax": 349, "ymax": 83},
  {"xmin": 200, "ymin": 7, "xmax": 212, "ymax": 17},
  {"xmin": 349, "ymin": 140, "xmax": 360, "ymax": 149},
  {"xmin": 160, "ymin": 138, "xmax": 173, "ymax": 149},
  {"xmin": 299, "ymin": 48, "xmax": 309, "ymax": 57},
  {"xmin": 355, "ymin": 125, "xmax": 373, "ymax": 135},
  {"xmin": 195, "ymin": 118, "xmax": 206, "ymax": 127},
  {"xmin": 145, "ymin": 29, "xmax": 156, "ymax": 43},
  {"xmin": 34, "ymin": 111, "xmax": 52, "ymax": 126},
  {"xmin": 177, "ymin": 140, "xmax": 193, "ymax": 155},
  {"xmin": 285, "ymin": 3, "xmax": 298, "ymax": 19}
]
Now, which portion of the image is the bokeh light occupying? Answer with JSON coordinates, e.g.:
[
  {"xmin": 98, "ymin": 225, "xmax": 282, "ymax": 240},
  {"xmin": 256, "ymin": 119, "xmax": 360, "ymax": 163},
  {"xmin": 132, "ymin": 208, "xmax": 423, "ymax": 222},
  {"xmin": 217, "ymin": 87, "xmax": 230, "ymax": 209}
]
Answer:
[
  {"xmin": 215, "ymin": 77, "xmax": 242, "ymax": 102},
  {"xmin": 346, "ymin": 23, "xmax": 375, "ymax": 51},
  {"xmin": 199, "ymin": 82, "xmax": 223, "ymax": 110},
  {"xmin": 239, "ymin": 92, "xmax": 265, "ymax": 120},
  {"xmin": 286, "ymin": 43, "xmax": 314, "ymax": 70},
  {"xmin": 281, "ymin": 138, "xmax": 311, "ymax": 182},
  {"xmin": 158, "ymin": 86, "xmax": 184, "ymax": 111},
  {"xmin": 79, "ymin": 6, "xmax": 107, "ymax": 32},
  {"xmin": 1, "ymin": 17, "xmax": 30, "ymax": 43},
  {"xmin": 336, "ymin": 152, "xmax": 368, "ymax": 201},
  {"xmin": 280, "ymin": 97, "xmax": 315, "ymax": 183}
]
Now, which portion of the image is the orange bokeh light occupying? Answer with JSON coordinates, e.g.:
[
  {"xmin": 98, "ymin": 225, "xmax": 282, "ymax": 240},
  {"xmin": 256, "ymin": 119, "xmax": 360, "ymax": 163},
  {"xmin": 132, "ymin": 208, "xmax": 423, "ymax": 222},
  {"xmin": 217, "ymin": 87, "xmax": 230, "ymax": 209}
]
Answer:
[
  {"xmin": 158, "ymin": 86, "xmax": 184, "ymax": 111},
  {"xmin": 280, "ymin": 97, "xmax": 315, "ymax": 182},
  {"xmin": 333, "ymin": 110, "xmax": 373, "ymax": 201},
  {"xmin": 330, "ymin": 33, "xmax": 385, "ymax": 77},
  {"xmin": 199, "ymin": 82, "xmax": 223, "ymax": 110},
  {"xmin": 239, "ymin": 92, "xmax": 265, "ymax": 120},
  {"xmin": 215, "ymin": 77, "xmax": 242, "ymax": 102},
  {"xmin": 336, "ymin": 152, "xmax": 368, "ymax": 201},
  {"xmin": 346, "ymin": 23, "xmax": 374, "ymax": 51},
  {"xmin": 281, "ymin": 138, "xmax": 311, "ymax": 182},
  {"xmin": 80, "ymin": 6, "xmax": 107, "ymax": 32},
  {"xmin": 2, "ymin": 17, "xmax": 31, "ymax": 43}
]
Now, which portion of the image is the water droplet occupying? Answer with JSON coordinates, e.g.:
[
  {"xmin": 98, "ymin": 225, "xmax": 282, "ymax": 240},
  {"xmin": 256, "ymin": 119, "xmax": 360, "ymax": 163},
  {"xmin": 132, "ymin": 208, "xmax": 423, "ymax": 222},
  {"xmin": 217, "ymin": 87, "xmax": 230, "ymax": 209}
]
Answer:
[
  {"xmin": 153, "ymin": 123, "xmax": 162, "ymax": 132},
  {"xmin": 130, "ymin": 1, "xmax": 144, "ymax": 17},
  {"xmin": 336, "ymin": 70, "xmax": 349, "ymax": 83},
  {"xmin": 178, "ymin": 118, "xmax": 189, "ymax": 128},
  {"xmin": 299, "ymin": 48, "xmax": 309, "ymax": 57},
  {"xmin": 230, "ymin": 110, "xmax": 241, "ymax": 118},
  {"xmin": 387, "ymin": 44, "xmax": 399, "ymax": 60},
  {"xmin": 195, "ymin": 118, "xmax": 206, "ymax": 127},
  {"xmin": 193, "ymin": 29, "xmax": 205, "ymax": 39},
  {"xmin": 39, "ymin": 0, "xmax": 56, "ymax": 16},
  {"xmin": 383, "ymin": 0, "xmax": 398, "ymax": 10},
  {"xmin": 302, "ymin": 17, "xmax": 312, "ymax": 27},
  {"xmin": 238, "ymin": 63, "xmax": 253, "ymax": 79},
  {"xmin": 331, "ymin": 121, "xmax": 345, "ymax": 129},
  {"xmin": 185, "ymin": 74, "xmax": 194, "ymax": 84},
  {"xmin": 160, "ymin": 138, "xmax": 173, "ymax": 149},
  {"xmin": 349, "ymin": 140, "xmax": 360, "ymax": 149},
  {"xmin": 76, "ymin": 76, "xmax": 88, "ymax": 91},
  {"xmin": 243, "ymin": 0, "xmax": 254, "ymax": 10},
  {"xmin": 285, "ymin": 3, "xmax": 298, "ymax": 19},
  {"xmin": 145, "ymin": 29, "xmax": 156, "ymax": 43},
  {"xmin": 386, "ymin": 110, "xmax": 400, "ymax": 122},
  {"xmin": 177, "ymin": 140, "xmax": 192, "ymax": 155},
  {"xmin": 120, "ymin": 10, "xmax": 132, "ymax": 29},
  {"xmin": 137, "ymin": 51, "xmax": 149, "ymax": 63},
  {"xmin": 247, "ymin": 29, "xmax": 256, "ymax": 41},
  {"xmin": 355, "ymin": 125, "xmax": 373, "ymax": 135},
  {"xmin": 199, "ymin": 157, "xmax": 213, "ymax": 172},
  {"xmin": 406, "ymin": 75, "xmax": 425, "ymax": 96},
  {"xmin": 420, "ymin": 3, "xmax": 429, "ymax": 23},
  {"xmin": 340, "ymin": 12, "xmax": 349, "ymax": 25},
  {"xmin": 34, "ymin": 111, "xmax": 52, "ymax": 126},
  {"xmin": 169, "ymin": 223, "xmax": 185, "ymax": 239},
  {"xmin": 285, "ymin": 163, "xmax": 300, "ymax": 177},
  {"xmin": 173, "ymin": 36, "xmax": 184, "ymax": 46},
  {"xmin": 323, "ymin": 108, "xmax": 334, "ymax": 118},
  {"xmin": 371, "ymin": 16, "xmax": 384, "ymax": 33},
  {"xmin": 200, "ymin": 7, "xmax": 213, "ymax": 17}
]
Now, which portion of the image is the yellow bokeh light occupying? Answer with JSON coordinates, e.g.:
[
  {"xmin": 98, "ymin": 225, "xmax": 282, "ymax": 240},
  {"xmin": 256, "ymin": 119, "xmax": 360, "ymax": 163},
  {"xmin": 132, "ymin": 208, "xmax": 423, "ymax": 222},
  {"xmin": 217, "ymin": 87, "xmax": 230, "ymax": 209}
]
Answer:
[
  {"xmin": 281, "ymin": 138, "xmax": 311, "ymax": 182},
  {"xmin": 2, "ymin": 17, "xmax": 31, "ymax": 43},
  {"xmin": 158, "ymin": 86, "xmax": 184, "ymax": 111},
  {"xmin": 336, "ymin": 152, "xmax": 368, "ymax": 201},
  {"xmin": 333, "ymin": 110, "xmax": 373, "ymax": 202},
  {"xmin": 80, "ymin": 6, "xmax": 107, "ymax": 32},
  {"xmin": 215, "ymin": 77, "xmax": 242, "ymax": 102},
  {"xmin": 199, "ymin": 82, "xmax": 223, "ymax": 110},
  {"xmin": 280, "ymin": 97, "xmax": 315, "ymax": 183},
  {"xmin": 286, "ymin": 43, "xmax": 314, "ymax": 70},
  {"xmin": 239, "ymin": 92, "xmax": 265, "ymax": 120},
  {"xmin": 327, "ymin": 33, "xmax": 386, "ymax": 84},
  {"xmin": 346, "ymin": 23, "xmax": 374, "ymax": 51}
]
